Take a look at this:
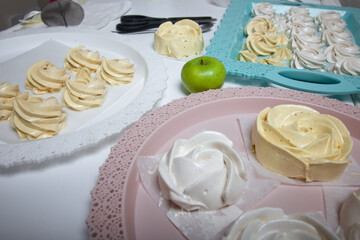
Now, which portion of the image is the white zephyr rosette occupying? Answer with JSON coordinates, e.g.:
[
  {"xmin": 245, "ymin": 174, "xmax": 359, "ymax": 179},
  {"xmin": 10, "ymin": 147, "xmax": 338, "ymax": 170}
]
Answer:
[
  {"xmin": 223, "ymin": 208, "xmax": 340, "ymax": 240},
  {"xmin": 158, "ymin": 131, "xmax": 247, "ymax": 211}
]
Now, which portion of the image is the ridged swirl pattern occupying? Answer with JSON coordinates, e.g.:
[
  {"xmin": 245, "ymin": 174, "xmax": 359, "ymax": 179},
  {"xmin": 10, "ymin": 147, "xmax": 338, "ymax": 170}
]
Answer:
[
  {"xmin": 222, "ymin": 208, "xmax": 340, "ymax": 240},
  {"xmin": 157, "ymin": 131, "xmax": 247, "ymax": 211},
  {"xmin": 25, "ymin": 60, "xmax": 70, "ymax": 95},
  {"xmin": 10, "ymin": 92, "xmax": 66, "ymax": 140},
  {"xmin": 0, "ymin": 82, "xmax": 20, "ymax": 120}
]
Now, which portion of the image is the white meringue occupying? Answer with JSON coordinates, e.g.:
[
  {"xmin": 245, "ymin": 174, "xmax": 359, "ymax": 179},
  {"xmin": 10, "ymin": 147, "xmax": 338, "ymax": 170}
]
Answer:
[
  {"xmin": 291, "ymin": 48, "xmax": 326, "ymax": 71},
  {"xmin": 321, "ymin": 29, "xmax": 353, "ymax": 46},
  {"xmin": 325, "ymin": 42, "xmax": 360, "ymax": 63},
  {"xmin": 291, "ymin": 32, "xmax": 324, "ymax": 52},
  {"xmin": 223, "ymin": 208, "xmax": 339, "ymax": 240},
  {"xmin": 251, "ymin": 2, "xmax": 275, "ymax": 17},
  {"xmin": 328, "ymin": 57, "xmax": 360, "ymax": 76},
  {"xmin": 339, "ymin": 188, "xmax": 360, "ymax": 240},
  {"xmin": 158, "ymin": 131, "xmax": 246, "ymax": 211}
]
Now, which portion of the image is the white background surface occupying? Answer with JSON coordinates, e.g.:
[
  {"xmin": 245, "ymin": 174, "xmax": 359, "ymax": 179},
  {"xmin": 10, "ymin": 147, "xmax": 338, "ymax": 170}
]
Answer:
[{"xmin": 0, "ymin": 0, "xmax": 355, "ymax": 240}]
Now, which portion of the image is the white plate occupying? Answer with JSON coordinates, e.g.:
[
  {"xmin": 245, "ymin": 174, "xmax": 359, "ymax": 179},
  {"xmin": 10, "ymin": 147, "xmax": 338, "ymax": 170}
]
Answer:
[{"xmin": 0, "ymin": 29, "xmax": 167, "ymax": 167}]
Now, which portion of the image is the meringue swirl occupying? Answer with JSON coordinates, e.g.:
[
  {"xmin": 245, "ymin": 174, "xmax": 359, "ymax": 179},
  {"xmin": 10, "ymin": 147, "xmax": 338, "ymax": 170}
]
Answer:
[
  {"xmin": 291, "ymin": 48, "xmax": 326, "ymax": 71},
  {"xmin": 64, "ymin": 45, "xmax": 101, "ymax": 73},
  {"xmin": 26, "ymin": 60, "xmax": 70, "ymax": 95},
  {"xmin": 290, "ymin": 33, "xmax": 324, "ymax": 51},
  {"xmin": 10, "ymin": 92, "xmax": 66, "ymax": 140},
  {"xmin": 321, "ymin": 29, "xmax": 353, "ymax": 46},
  {"xmin": 158, "ymin": 131, "xmax": 247, "ymax": 211},
  {"xmin": 154, "ymin": 19, "xmax": 204, "ymax": 59},
  {"xmin": 223, "ymin": 208, "xmax": 339, "ymax": 240},
  {"xmin": 273, "ymin": 47, "xmax": 293, "ymax": 61},
  {"xmin": 258, "ymin": 56, "xmax": 285, "ymax": 67},
  {"xmin": 251, "ymin": 3, "xmax": 275, "ymax": 17},
  {"xmin": 286, "ymin": 22, "xmax": 316, "ymax": 38},
  {"xmin": 325, "ymin": 42, "xmax": 360, "ymax": 63},
  {"xmin": 252, "ymin": 104, "xmax": 353, "ymax": 182},
  {"xmin": 339, "ymin": 188, "xmax": 360, "ymax": 240},
  {"xmin": 286, "ymin": 7, "xmax": 310, "ymax": 17},
  {"xmin": 328, "ymin": 57, "xmax": 360, "ymax": 76},
  {"xmin": 245, "ymin": 33, "xmax": 277, "ymax": 56},
  {"xmin": 315, "ymin": 11, "xmax": 341, "ymax": 24},
  {"xmin": 244, "ymin": 17, "xmax": 277, "ymax": 36},
  {"xmin": 238, "ymin": 50, "xmax": 257, "ymax": 63},
  {"xmin": 319, "ymin": 18, "xmax": 347, "ymax": 32},
  {"xmin": 63, "ymin": 74, "xmax": 107, "ymax": 111},
  {"xmin": 0, "ymin": 82, "xmax": 20, "ymax": 120},
  {"xmin": 96, "ymin": 57, "xmax": 135, "ymax": 86}
]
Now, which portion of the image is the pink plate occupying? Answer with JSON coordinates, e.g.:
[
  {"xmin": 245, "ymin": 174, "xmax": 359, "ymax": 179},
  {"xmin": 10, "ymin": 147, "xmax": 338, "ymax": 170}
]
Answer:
[{"xmin": 86, "ymin": 87, "xmax": 360, "ymax": 240}]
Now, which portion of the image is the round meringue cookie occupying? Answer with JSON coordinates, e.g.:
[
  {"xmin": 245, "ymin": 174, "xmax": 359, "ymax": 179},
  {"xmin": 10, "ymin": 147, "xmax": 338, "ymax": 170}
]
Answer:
[
  {"xmin": 96, "ymin": 57, "xmax": 135, "ymax": 86},
  {"xmin": 315, "ymin": 11, "xmax": 341, "ymax": 24},
  {"xmin": 286, "ymin": 14, "xmax": 315, "ymax": 28},
  {"xmin": 154, "ymin": 19, "xmax": 204, "ymax": 59},
  {"xmin": 251, "ymin": 2, "xmax": 275, "ymax": 17},
  {"xmin": 26, "ymin": 60, "xmax": 70, "ymax": 95},
  {"xmin": 157, "ymin": 131, "xmax": 246, "ymax": 211},
  {"xmin": 0, "ymin": 82, "xmax": 20, "ymax": 121},
  {"xmin": 251, "ymin": 104, "xmax": 353, "ymax": 182},
  {"xmin": 64, "ymin": 45, "xmax": 101, "ymax": 73},
  {"xmin": 325, "ymin": 42, "xmax": 360, "ymax": 63},
  {"xmin": 63, "ymin": 74, "xmax": 107, "ymax": 111},
  {"xmin": 291, "ymin": 48, "xmax": 326, "ymax": 71},
  {"xmin": 319, "ymin": 18, "xmax": 347, "ymax": 32},
  {"xmin": 290, "ymin": 32, "xmax": 324, "ymax": 52},
  {"xmin": 339, "ymin": 188, "xmax": 360, "ymax": 240},
  {"xmin": 223, "ymin": 208, "xmax": 339, "ymax": 240},
  {"xmin": 328, "ymin": 57, "xmax": 360, "ymax": 76},
  {"xmin": 321, "ymin": 29, "xmax": 353, "ymax": 46},
  {"xmin": 10, "ymin": 92, "xmax": 66, "ymax": 140},
  {"xmin": 244, "ymin": 17, "xmax": 277, "ymax": 36}
]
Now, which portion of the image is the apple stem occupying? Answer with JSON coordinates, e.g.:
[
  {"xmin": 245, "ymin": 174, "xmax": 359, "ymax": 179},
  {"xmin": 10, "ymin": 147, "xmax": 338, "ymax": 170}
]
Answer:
[{"xmin": 200, "ymin": 59, "xmax": 204, "ymax": 65}]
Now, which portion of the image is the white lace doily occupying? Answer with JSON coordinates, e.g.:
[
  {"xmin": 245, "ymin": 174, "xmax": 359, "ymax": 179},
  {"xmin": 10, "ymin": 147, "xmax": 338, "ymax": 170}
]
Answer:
[{"xmin": 0, "ymin": 28, "xmax": 168, "ymax": 168}]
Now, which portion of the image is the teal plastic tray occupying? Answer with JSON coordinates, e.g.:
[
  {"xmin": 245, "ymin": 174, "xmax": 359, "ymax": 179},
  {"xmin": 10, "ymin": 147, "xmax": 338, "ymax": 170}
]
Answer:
[{"xmin": 205, "ymin": 0, "xmax": 360, "ymax": 95}]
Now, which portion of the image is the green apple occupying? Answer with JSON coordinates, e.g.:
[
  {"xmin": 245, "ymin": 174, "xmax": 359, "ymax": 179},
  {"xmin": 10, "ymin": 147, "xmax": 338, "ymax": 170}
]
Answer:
[{"xmin": 181, "ymin": 56, "xmax": 226, "ymax": 93}]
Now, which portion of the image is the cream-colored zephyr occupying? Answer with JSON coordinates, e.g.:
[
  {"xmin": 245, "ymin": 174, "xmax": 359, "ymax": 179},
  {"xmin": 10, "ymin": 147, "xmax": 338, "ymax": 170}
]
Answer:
[
  {"xmin": 96, "ymin": 57, "xmax": 134, "ymax": 85},
  {"xmin": 10, "ymin": 92, "xmax": 66, "ymax": 140},
  {"xmin": 63, "ymin": 71, "xmax": 107, "ymax": 111},
  {"xmin": 64, "ymin": 45, "xmax": 101, "ymax": 73},
  {"xmin": 154, "ymin": 19, "xmax": 204, "ymax": 59},
  {"xmin": 26, "ymin": 60, "xmax": 70, "ymax": 95},
  {"xmin": 0, "ymin": 82, "xmax": 20, "ymax": 120},
  {"xmin": 251, "ymin": 104, "xmax": 353, "ymax": 182}
]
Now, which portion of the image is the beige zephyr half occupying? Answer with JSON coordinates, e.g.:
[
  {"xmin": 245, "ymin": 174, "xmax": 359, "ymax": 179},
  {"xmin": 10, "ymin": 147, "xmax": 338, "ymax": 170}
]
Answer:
[
  {"xmin": 251, "ymin": 104, "xmax": 353, "ymax": 182},
  {"xmin": 96, "ymin": 57, "xmax": 134, "ymax": 86},
  {"xmin": 10, "ymin": 92, "xmax": 66, "ymax": 140},
  {"xmin": 0, "ymin": 82, "xmax": 20, "ymax": 120},
  {"xmin": 64, "ymin": 45, "xmax": 101, "ymax": 73},
  {"xmin": 26, "ymin": 60, "xmax": 70, "ymax": 95},
  {"xmin": 63, "ymin": 70, "xmax": 107, "ymax": 111},
  {"xmin": 154, "ymin": 19, "xmax": 204, "ymax": 59}
]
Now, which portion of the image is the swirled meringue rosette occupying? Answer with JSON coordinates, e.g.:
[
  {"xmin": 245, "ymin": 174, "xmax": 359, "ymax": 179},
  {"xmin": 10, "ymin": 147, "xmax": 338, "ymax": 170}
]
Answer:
[
  {"xmin": 244, "ymin": 17, "xmax": 277, "ymax": 36},
  {"xmin": 251, "ymin": 2, "xmax": 275, "ymax": 17},
  {"xmin": 321, "ymin": 29, "xmax": 353, "ymax": 46},
  {"xmin": 0, "ymin": 82, "xmax": 20, "ymax": 120},
  {"xmin": 64, "ymin": 45, "xmax": 101, "ymax": 73},
  {"xmin": 10, "ymin": 92, "xmax": 66, "ymax": 140},
  {"xmin": 315, "ymin": 11, "xmax": 342, "ymax": 25},
  {"xmin": 286, "ymin": 7, "xmax": 310, "ymax": 17},
  {"xmin": 158, "ymin": 131, "xmax": 247, "ymax": 211},
  {"xmin": 319, "ymin": 18, "xmax": 347, "ymax": 32},
  {"xmin": 63, "ymin": 73, "xmax": 107, "ymax": 111},
  {"xmin": 291, "ymin": 48, "xmax": 326, "ymax": 71},
  {"xmin": 290, "ymin": 32, "xmax": 324, "ymax": 52},
  {"xmin": 251, "ymin": 104, "xmax": 353, "ymax": 182},
  {"xmin": 328, "ymin": 57, "xmax": 360, "ymax": 76},
  {"xmin": 245, "ymin": 33, "xmax": 278, "ymax": 56},
  {"xmin": 96, "ymin": 57, "xmax": 134, "ymax": 86},
  {"xmin": 325, "ymin": 42, "xmax": 360, "ymax": 63},
  {"xmin": 25, "ymin": 60, "xmax": 70, "ymax": 95},
  {"xmin": 223, "ymin": 208, "xmax": 339, "ymax": 240}
]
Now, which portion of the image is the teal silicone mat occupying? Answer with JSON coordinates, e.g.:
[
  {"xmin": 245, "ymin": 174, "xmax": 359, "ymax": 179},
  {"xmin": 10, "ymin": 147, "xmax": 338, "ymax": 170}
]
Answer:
[{"xmin": 205, "ymin": 0, "xmax": 360, "ymax": 95}]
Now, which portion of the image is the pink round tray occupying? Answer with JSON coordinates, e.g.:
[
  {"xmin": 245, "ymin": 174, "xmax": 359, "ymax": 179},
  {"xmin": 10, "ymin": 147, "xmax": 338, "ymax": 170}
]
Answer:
[{"xmin": 86, "ymin": 87, "xmax": 360, "ymax": 240}]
